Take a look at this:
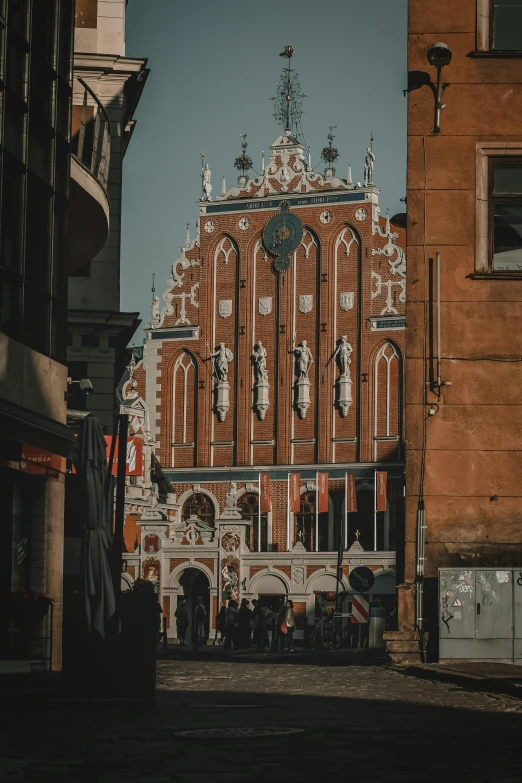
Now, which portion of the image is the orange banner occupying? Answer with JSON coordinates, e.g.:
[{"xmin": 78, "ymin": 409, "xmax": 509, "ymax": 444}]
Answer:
[
  {"xmin": 346, "ymin": 472, "xmax": 357, "ymax": 513},
  {"xmin": 317, "ymin": 472, "xmax": 329, "ymax": 513},
  {"xmin": 289, "ymin": 473, "xmax": 301, "ymax": 513},
  {"xmin": 260, "ymin": 473, "xmax": 271, "ymax": 512},
  {"xmin": 20, "ymin": 445, "xmax": 65, "ymax": 476},
  {"xmin": 375, "ymin": 471, "xmax": 387, "ymax": 512}
]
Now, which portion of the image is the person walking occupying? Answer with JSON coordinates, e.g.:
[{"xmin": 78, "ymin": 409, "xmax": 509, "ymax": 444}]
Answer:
[
  {"xmin": 237, "ymin": 598, "xmax": 252, "ymax": 650},
  {"xmin": 251, "ymin": 599, "xmax": 260, "ymax": 649},
  {"xmin": 193, "ymin": 596, "xmax": 207, "ymax": 650},
  {"xmin": 224, "ymin": 599, "xmax": 239, "ymax": 651},
  {"xmin": 214, "ymin": 605, "xmax": 227, "ymax": 645},
  {"xmin": 283, "ymin": 599, "xmax": 296, "ymax": 652},
  {"xmin": 259, "ymin": 603, "xmax": 274, "ymax": 652},
  {"xmin": 174, "ymin": 599, "xmax": 189, "ymax": 646}
]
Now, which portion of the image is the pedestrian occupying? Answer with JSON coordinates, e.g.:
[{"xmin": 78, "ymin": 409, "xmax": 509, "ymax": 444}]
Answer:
[
  {"xmin": 193, "ymin": 596, "xmax": 207, "ymax": 649},
  {"xmin": 214, "ymin": 605, "xmax": 227, "ymax": 645},
  {"xmin": 237, "ymin": 598, "xmax": 252, "ymax": 650},
  {"xmin": 251, "ymin": 599, "xmax": 260, "ymax": 648},
  {"xmin": 260, "ymin": 603, "xmax": 274, "ymax": 652},
  {"xmin": 174, "ymin": 599, "xmax": 189, "ymax": 646},
  {"xmin": 282, "ymin": 599, "xmax": 296, "ymax": 652},
  {"xmin": 277, "ymin": 600, "xmax": 286, "ymax": 651},
  {"xmin": 224, "ymin": 599, "xmax": 238, "ymax": 651}
]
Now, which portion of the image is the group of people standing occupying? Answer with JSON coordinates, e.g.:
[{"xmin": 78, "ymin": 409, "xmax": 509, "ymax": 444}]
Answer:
[{"xmin": 216, "ymin": 598, "xmax": 296, "ymax": 652}]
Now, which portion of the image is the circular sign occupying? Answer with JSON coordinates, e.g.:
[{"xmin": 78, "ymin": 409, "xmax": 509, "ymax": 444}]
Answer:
[
  {"xmin": 348, "ymin": 566, "xmax": 375, "ymax": 593},
  {"xmin": 262, "ymin": 209, "xmax": 303, "ymax": 272}
]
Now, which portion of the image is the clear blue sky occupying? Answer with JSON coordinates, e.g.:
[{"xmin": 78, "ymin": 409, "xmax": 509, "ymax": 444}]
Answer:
[{"xmin": 122, "ymin": 0, "xmax": 407, "ymax": 335}]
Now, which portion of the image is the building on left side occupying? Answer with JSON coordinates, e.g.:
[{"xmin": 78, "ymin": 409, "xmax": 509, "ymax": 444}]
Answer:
[{"xmin": 0, "ymin": 0, "xmax": 105, "ymax": 672}]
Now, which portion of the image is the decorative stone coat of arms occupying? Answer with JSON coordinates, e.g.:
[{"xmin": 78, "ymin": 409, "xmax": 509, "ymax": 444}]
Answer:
[
  {"xmin": 299, "ymin": 294, "xmax": 313, "ymax": 314},
  {"xmin": 340, "ymin": 292, "xmax": 354, "ymax": 311},
  {"xmin": 219, "ymin": 300, "xmax": 233, "ymax": 319},
  {"xmin": 258, "ymin": 297, "xmax": 272, "ymax": 316}
]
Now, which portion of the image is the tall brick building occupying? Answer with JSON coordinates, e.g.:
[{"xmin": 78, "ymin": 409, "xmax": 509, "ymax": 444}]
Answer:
[{"xmin": 119, "ymin": 52, "xmax": 406, "ymax": 640}]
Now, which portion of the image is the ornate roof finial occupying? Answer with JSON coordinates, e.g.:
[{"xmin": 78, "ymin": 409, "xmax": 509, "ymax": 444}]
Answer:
[
  {"xmin": 234, "ymin": 133, "xmax": 253, "ymax": 186},
  {"xmin": 321, "ymin": 126, "xmax": 339, "ymax": 178},
  {"xmin": 148, "ymin": 272, "xmax": 160, "ymax": 328},
  {"xmin": 261, "ymin": 150, "xmax": 265, "ymax": 174},
  {"xmin": 364, "ymin": 133, "xmax": 375, "ymax": 186},
  {"xmin": 347, "ymin": 161, "xmax": 353, "ymax": 185},
  {"xmin": 307, "ymin": 146, "xmax": 312, "ymax": 172},
  {"xmin": 185, "ymin": 223, "xmax": 190, "ymax": 248},
  {"xmin": 271, "ymin": 46, "xmax": 307, "ymax": 147},
  {"xmin": 221, "ymin": 174, "xmax": 226, "ymax": 195}
]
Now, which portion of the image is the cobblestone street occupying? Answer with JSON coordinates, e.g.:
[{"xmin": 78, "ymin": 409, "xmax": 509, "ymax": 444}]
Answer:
[{"xmin": 2, "ymin": 656, "xmax": 522, "ymax": 782}]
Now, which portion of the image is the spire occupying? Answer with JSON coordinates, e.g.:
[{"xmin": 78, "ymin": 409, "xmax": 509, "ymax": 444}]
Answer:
[
  {"xmin": 347, "ymin": 161, "xmax": 352, "ymax": 185},
  {"xmin": 320, "ymin": 126, "xmax": 340, "ymax": 178},
  {"xmin": 185, "ymin": 223, "xmax": 190, "ymax": 248},
  {"xmin": 271, "ymin": 45, "xmax": 307, "ymax": 147},
  {"xmin": 261, "ymin": 151, "xmax": 265, "ymax": 174},
  {"xmin": 221, "ymin": 174, "xmax": 226, "ymax": 195},
  {"xmin": 234, "ymin": 133, "xmax": 253, "ymax": 186}
]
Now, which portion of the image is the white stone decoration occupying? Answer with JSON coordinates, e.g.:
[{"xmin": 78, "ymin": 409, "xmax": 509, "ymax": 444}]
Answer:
[
  {"xmin": 149, "ymin": 296, "xmax": 160, "ymax": 327},
  {"xmin": 201, "ymin": 162, "xmax": 212, "ymax": 201},
  {"xmin": 293, "ymin": 566, "xmax": 305, "ymax": 585},
  {"xmin": 355, "ymin": 207, "xmax": 367, "ymax": 222},
  {"xmin": 320, "ymin": 210, "xmax": 332, "ymax": 224},
  {"xmin": 218, "ymin": 300, "xmax": 233, "ymax": 319},
  {"xmin": 204, "ymin": 219, "xmax": 216, "ymax": 234},
  {"xmin": 340, "ymin": 292, "xmax": 354, "ymax": 311},
  {"xmin": 364, "ymin": 145, "xmax": 375, "ymax": 186},
  {"xmin": 258, "ymin": 296, "xmax": 272, "ymax": 316},
  {"xmin": 371, "ymin": 210, "xmax": 406, "ymax": 314},
  {"xmin": 252, "ymin": 341, "xmax": 269, "ymax": 420},
  {"xmin": 223, "ymin": 482, "xmax": 242, "ymax": 518},
  {"xmin": 333, "ymin": 336, "xmax": 353, "ymax": 417},
  {"xmin": 238, "ymin": 217, "xmax": 250, "ymax": 231},
  {"xmin": 291, "ymin": 340, "xmax": 313, "ymax": 419},
  {"xmin": 299, "ymin": 295, "xmax": 313, "ymax": 314},
  {"xmin": 171, "ymin": 255, "xmax": 201, "ymax": 289},
  {"xmin": 171, "ymin": 513, "xmax": 214, "ymax": 546},
  {"xmin": 210, "ymin": 343, "xmax": 234, "ymax": 421},
  {"xmin": 163, "ymin": 282, "xmax": 199, "ymax": 325}
]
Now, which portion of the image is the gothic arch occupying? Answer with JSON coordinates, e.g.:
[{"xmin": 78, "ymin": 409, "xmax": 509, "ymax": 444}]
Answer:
[
  {"xmin": 249, "ymin": 568, "xmax": 290, "ymax": 595},
  {"xmin": 371, "ymin": 340, "xmax": 403, "ymax": 462},
  {"xmin": 214, "ymin": 234, "xmax": 239, "ymax": 265},
  {"xmin": 171, "ymin": 350, "xmax": 197, "ymax": 466},
  {"xmin": 177, "ymin": 486, "xmax": 220, "ymax": 521},
  {"xmin": 168, "ymin": 560, "xmax": 216, "ymax": 589}
]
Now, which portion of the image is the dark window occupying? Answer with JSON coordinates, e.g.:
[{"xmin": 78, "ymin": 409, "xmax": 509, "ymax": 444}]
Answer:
[
  {"xmin": 295, "ymin": 491, "xmax": 315, "ymax": 551},
  {"xmin": 490, "ymin": 160, "xmax": 522, "ymax": 271},
  {"xmin": 238, "ymin": 493, "xmax": 268, "ymax": 551},
  {"xmin": 181, "ymin": 493, "xmax": 215, "ymax": 527},
  {"xmin": 67, "ymin": 361, "xmax": 88, "ymax": 411},
  {"xmin": 493, "ymin": 0, "xmax": 522, "ymax": 50},
  {"xmin": 81, "ymin": 334, "xmax": 98, "ymax": 348}
]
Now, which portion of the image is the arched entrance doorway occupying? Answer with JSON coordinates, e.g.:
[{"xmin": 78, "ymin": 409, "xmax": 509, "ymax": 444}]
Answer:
[{"xmin": 178, "ymin": 567, "xmax": 211, "ymax": 644}]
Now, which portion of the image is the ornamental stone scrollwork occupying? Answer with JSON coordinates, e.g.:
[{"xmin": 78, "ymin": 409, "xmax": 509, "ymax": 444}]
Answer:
[
  {"xmin": 333, "ymin": 336, "xmax": 353, "ymax": 417},
  {"xmin": 163, "ymin": 282, "xmax": 199, "ymax": 325},
  {"xmin": 170, "ymin": 255, "xmax": 201, "ymax": 289},
  {"xmin": 371, "ymin": 211, "xmax": 406, "ymax": 315},
  {"xmin": 252, "ymin": 340, "xmax": 269, "ymax": 421},
  {"xmin": 291, "ymin": 339, "xmax": 313, "ymax": 419},
  {"xmin": 209, "ymin": 343, "xmax": 234, "ymax": 421}
]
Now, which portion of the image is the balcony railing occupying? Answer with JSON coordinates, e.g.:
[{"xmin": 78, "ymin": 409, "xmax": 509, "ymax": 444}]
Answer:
[{"xmin": 74, "ymin": 77, "xmax": 111, "ymax": 191}]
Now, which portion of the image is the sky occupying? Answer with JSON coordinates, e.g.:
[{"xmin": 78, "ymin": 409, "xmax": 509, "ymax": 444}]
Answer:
[{"xmin": 122, "ymin": 0, "xmax": 407, "ymax": 336}]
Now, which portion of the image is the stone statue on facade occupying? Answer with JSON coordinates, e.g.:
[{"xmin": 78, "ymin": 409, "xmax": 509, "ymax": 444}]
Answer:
[
  {"xmin": 225, "ymin": 481, "xmax": 238, "ymax": 510},
  {"xmin": 364, "ymin": 146, "xmax": 375, "ymax": 186},
  {"xmin": 201, "ymin": 162, "xmax": 212, "ymax": 201},
  {"xmin": 292, "ymin": 339, "xmax": 314, "ymax": 378},
  {"xmin": 150, "ymin": 296, "xmax": 160, "ymax": 324},
  {"xmin": 210, "ymin": 343, "xmax": 233, "ymax": 382},
  {"xmin": 252, "ymin": 341, "xmax": 268, "ymax": 381},
  {"xmin": 333, "ymin": 336, "xmax": 353, "ymax": 378}
]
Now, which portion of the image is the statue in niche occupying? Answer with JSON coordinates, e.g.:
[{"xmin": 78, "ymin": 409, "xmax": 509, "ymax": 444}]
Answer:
[
  {"xmin": 209, "ymin": 343, "xmax": 233, "ymax": 382},
  {"xmin": 252, "ymin": 341, "xmax": 268, "ymax": 381},
  {"xmin": 333, "ymin": 336, "xmax": 353, "ymax": 378},
  {"xmin": 201, "ymin": 162, "xmax": 212, "ymax": 201},
  {"xmin": 291, "ymin": 339, "xmax": 314, "ymax": 378},
  {"xmin": 225, "ymin": 481, "xmax": 238, "ymax": 510}
]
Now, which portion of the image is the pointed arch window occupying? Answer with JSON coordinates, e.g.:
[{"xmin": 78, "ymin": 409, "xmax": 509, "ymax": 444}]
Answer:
[
  {"xmin": 237, "ymin": 493, "xmax": 268, "ymax": 552},
  {"xmin": 373, "ymin": 342, "xmax": 402, "ymax": 461},
  {"xmin": 171, "ymin": 352, "xmax": 197, "ymax": 465},
  {"xmin": 215, "ymin": 236, "xmax": 237, "ymax": 266}
]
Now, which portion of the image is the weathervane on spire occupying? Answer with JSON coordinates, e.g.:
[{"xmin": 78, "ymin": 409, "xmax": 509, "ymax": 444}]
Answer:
[
  {"xmin": 234, "ymin": 133, "xmax": 253, "ymax": 186},
  {"xmin": 271, "ymin": 45, "xmax": 307, "ymax": 147},
  {"xmin": 321, "ymin": 125, "xmax": 340, "ymax": 178}
]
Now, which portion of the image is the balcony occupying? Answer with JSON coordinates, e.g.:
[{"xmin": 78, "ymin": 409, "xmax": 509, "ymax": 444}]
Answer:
[{"xmin": 68, "ymin": 78, "xmax": 111, "ymax": 273}]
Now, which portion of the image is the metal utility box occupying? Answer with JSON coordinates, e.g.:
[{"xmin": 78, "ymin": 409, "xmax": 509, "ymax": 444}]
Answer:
[{"xmin": 439, "ymin": 568, "xmax": 522, "ymax": 663}]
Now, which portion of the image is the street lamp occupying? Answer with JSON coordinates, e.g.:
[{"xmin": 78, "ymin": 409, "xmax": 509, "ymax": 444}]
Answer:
[{"xmin": 427, "ymin": 42, "xmax": 452, "ymax": 134}]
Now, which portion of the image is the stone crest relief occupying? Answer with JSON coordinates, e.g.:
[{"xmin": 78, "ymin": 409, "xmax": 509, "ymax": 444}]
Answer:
[
  {"xmin": 258, "ymin": 297, "xmax": 272, "ymax": 316},
  {"xmin": 218, "ymin": 300, "xmax": 233, "ymax": 319},
  {"xmin": 299, "ymin": 295, "xmax": 313, "ymax": 314},
  {"xmin": 340, "ymin": 292, "xmax": 354, "ymax": 311}
]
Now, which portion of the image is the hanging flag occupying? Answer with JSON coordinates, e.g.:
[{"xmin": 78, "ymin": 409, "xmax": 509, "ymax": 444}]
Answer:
[
  {"xmin": 346, "ymin": 472, "xmax": 357, "ymax": 513},
  {"xmin": 260, "ymin": 472, "xmax": 271, "ymax": 512},
  {"xmin": 317, "ymin": 472, "xmax": 329, "ymax": 513},
  {"xmin": 289, "ymin": 473, "xmax": 301, "ymax": 513},
  {"xmin": 375, "ymin": 471, "xmax": 387, "ymax": 512}
]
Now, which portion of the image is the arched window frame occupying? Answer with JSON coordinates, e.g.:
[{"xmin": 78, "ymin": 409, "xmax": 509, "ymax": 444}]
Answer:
[{"xmin": 373, "ymin": 341, "xmax": 402, "ymax": 461}]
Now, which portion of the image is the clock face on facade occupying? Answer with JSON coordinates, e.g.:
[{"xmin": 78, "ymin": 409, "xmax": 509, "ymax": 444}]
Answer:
[
  {"xmin": 262, "ymin": 207, "xmax": 304, "ymax": 272},
  {"xmin": 204, "ymin": 219, "xmax": 216, "ymax": 234},
  {"xmin": 355, "ymin": 207, "xmax": 367, "ymax": 222},
  {"xmin": 238, "ymin": 217, "xmax": 250, "ymax": 231}
]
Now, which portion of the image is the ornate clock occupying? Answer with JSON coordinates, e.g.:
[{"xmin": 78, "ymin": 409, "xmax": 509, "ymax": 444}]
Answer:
[{"xmin": 262, "ymin": 202, "xmax": 304, "ymax": 272}]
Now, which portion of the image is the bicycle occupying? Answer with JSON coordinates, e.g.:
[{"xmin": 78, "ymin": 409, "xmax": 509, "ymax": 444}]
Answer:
[{"xmin": 311, "ymin": 616, "xmax": 341, "ymax": 650}]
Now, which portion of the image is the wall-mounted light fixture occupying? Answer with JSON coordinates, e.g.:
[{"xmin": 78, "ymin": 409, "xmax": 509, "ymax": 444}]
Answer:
[{"xmin": 405, "ymin": 42, "xmax": 452, "ymax": 134}]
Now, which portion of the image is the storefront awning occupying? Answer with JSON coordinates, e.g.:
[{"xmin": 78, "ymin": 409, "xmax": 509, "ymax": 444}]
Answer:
[{"xmin": 0, "ymin": 398, "xmax": 76, "ymax": 458}]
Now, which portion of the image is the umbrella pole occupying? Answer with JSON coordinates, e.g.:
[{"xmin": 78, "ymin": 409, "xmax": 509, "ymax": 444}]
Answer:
[{"xmin": 113, "ymin": 413, "xmax": 129, "ymax": 595}]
